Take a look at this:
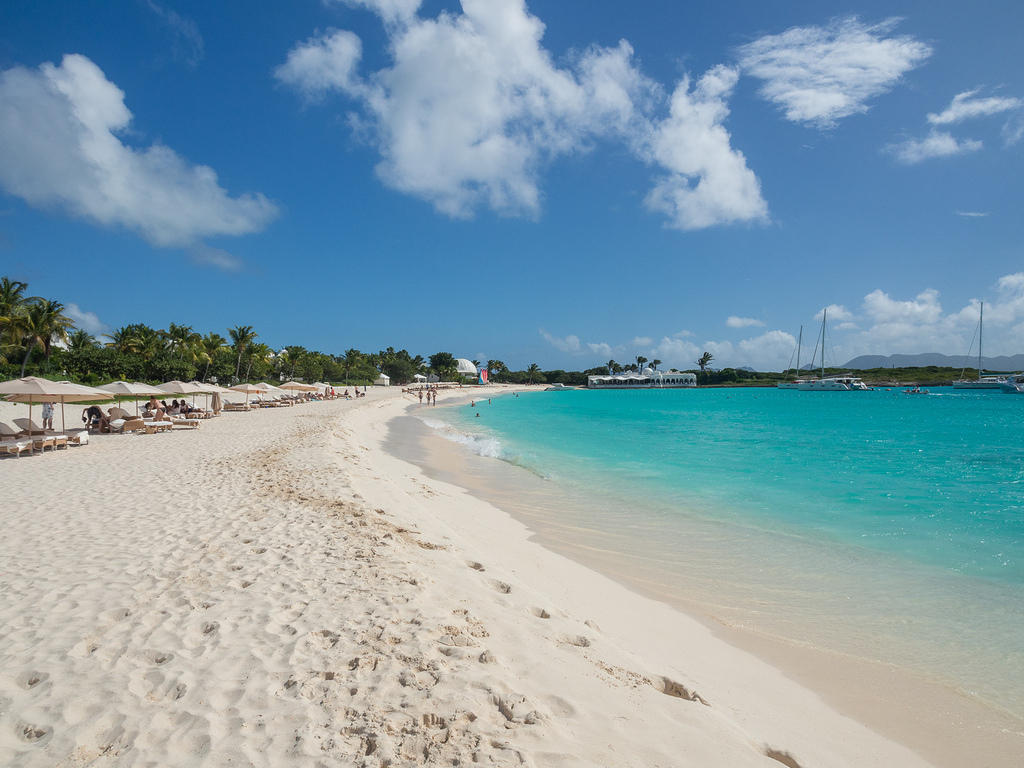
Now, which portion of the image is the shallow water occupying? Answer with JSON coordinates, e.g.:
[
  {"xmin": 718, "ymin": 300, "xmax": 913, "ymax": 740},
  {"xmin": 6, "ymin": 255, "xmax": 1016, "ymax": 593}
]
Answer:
[{"xmin": 419, "ymin": 387, "xmax": 1024, "ymax": 718}]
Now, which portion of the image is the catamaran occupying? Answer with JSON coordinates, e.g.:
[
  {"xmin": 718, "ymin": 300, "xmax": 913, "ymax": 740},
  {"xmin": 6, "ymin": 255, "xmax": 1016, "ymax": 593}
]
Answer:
[
  {"xmin": 952, "ymin": 302, "xmax": 1009, "ymax": 389},
  {"xmin": 794, "ymin": 309, "xmax": 870, "ymax": 391}
]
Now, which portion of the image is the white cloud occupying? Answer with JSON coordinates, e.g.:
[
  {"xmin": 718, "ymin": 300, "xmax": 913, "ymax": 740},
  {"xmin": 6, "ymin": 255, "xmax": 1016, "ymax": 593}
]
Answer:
[
  {"xmin": 644, "ymin": 66, "xmax": 768, "ymax": 230},
  {"xmin": 65, "ymin": 303, "xmax": 107, "ymax": 336},
  {"xmin": 1003, "ymin": 116, "xmax": 1024, "ymax": 146},
  {"xmin": 587, "ymin": 341, "xmax": 613, "ymax": 357},
  {"xmin": 927, "ymin": 89, "xmax": 1023, "ymax": 125},
  {"xmin": 631, "ymin": 336, "xmax": 653, "ymax": 346},
  {"xmin": 956, "ymin": 210, "xmax": 989, "ymax": 218},
  {"xmin": 189, "ymin": 244, "xmax": 242, "ymax": 272},
  {"xmin": 737, "ymin": 17, "xmax": 931, "ymax": 129},
  {"xmin": 144, "ymin": 0, "xmax": 204, "ymax": 67},
  {"xmin": 274, "ymin": 29, "xmax": 363, "ymax": 99},
  {"xmin": 540, "ymin": 329, "xmax": 581, "ymax": 353},
  {"xmin": 814, "ymin": 303, "xmax": 853, "ymax": 322},
  {"xmin": 887, "ymin": 130, "xmax": 982, "ymax": 164},
  {"xmin": 280, "ymin": 0, "xmax": 766, "ymax": 230},
  {"xmin": 0, "ymin": 54, "xmax": 277, "ymax": 247},
  {"xmin": 336, "ymin": 0, "xmax": 422, "ymax": 26},
  {"xmin": 726, "ymin": 315, "xmax": 764, "ymax": 328},
  {"xmin": 817, "ymin": 275, "xmax": 1024, "ymax": 363}
]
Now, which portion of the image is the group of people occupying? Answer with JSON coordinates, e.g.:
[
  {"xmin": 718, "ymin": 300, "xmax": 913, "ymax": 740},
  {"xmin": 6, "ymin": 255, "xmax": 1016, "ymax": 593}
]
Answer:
[
  {"xmin": 80, "ymin": 398, "xmax": 201, "ymax": 431},
  {"xmin": 417, "ymin": 387, "xmax": 438, "ymax": 406}
]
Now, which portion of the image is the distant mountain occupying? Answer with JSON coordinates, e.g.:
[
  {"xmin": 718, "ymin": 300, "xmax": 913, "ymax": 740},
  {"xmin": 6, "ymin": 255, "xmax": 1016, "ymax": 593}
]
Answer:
[{"xmin": 842, "ymin": 353, "xmax": 1024, "ymax": 371}]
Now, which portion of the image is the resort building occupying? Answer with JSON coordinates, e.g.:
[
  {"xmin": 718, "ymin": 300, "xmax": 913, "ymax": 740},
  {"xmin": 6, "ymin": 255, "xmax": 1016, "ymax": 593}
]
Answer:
[{"xmin": 587, "ymin": 369, "xmax": 697, "ymax": 389}]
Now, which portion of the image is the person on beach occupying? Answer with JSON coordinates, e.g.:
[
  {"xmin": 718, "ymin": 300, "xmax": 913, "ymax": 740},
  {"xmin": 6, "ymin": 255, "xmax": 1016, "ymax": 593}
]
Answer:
[
  {"xmin": 42, "ymin": 401, "xmax": 54, "ymax": 430},
  {"xmin": 82, "ymin": 404, "xmax": 108, "ymax": 432},
  {"xmin": 418, "ymin": 391, "xmax": 423, "ymax": 404}
]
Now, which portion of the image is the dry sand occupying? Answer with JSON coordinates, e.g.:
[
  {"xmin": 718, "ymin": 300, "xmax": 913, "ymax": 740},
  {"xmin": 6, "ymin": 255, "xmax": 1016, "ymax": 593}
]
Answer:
[{"xmin": 0, "ymin": 387, "xmax": 941, "ymax": 766}]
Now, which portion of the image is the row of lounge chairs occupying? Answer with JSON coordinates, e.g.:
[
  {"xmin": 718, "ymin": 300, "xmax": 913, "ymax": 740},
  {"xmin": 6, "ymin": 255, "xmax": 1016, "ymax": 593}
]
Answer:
[
  {"xmin": 0, "ymin": 418, "xmax": 89, "ymax": 456},
  {"xmin": 2, "ymin": 389, "xmax": 335, "ymax": 458}
]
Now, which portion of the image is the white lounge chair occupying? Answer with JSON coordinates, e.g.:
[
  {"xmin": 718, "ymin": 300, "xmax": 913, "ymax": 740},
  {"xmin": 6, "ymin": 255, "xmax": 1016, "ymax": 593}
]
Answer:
[{"xmin": 1, "ymin": 439, "xmax": 33, "ymax": 458}]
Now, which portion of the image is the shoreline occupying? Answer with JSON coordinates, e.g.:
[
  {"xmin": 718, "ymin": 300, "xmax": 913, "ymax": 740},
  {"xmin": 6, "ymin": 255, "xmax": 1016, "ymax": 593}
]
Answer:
[
  {"xmin": 383, "ymin": 391, "xmax": 1024, "ymax": 768},
  {"xmin": 0, "ymin": 386, "xmax": 1014, "ymax": 766}
]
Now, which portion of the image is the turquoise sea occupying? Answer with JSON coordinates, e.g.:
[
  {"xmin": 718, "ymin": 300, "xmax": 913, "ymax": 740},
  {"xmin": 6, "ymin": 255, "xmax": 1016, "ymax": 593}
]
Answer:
[{"xmin": 426, "ymin": 387, "xmax": 1024, "ymax": 718}]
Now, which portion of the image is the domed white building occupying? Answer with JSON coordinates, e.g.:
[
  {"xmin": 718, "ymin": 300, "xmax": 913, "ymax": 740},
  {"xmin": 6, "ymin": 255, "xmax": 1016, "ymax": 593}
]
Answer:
[{"xmin": 455, "ymin": 359, "xmax": 477, "ymax": 376}]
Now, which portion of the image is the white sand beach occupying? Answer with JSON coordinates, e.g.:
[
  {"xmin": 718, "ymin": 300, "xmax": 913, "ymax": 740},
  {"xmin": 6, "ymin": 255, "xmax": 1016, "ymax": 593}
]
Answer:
[{"xmin": 0, "ymin": 387, "xmax": 999, "ymax": 767}]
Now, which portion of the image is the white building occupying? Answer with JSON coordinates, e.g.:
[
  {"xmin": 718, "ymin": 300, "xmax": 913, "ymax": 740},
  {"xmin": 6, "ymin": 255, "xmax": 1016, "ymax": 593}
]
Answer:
[
  {"xmin": 374, "ymin": 373, "xmax": 391, "ymax": 386},
  {"xmin": 455, "ymin": 358, "xmax": 477, "ymax": 376},
  {"xmin": 587, "ymin": 368, "xmax": 696, "ymax": 389}
]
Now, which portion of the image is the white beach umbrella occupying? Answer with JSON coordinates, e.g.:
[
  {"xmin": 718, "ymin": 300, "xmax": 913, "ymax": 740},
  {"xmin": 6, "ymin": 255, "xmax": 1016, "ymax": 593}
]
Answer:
[
  {"xmin": 98, "ymin": 381, "xmax": 166, "ymax": 416},
  {"xmin": 229, "ymin": 382, "xmax": 263, "ymax": 405},
  {"xmin": 279, "ymin": 381, "xmax": 318, "ymax": 392},
  {"xmin": 0, "ymin": 376, "xmax": 112, "ymax": 449}
]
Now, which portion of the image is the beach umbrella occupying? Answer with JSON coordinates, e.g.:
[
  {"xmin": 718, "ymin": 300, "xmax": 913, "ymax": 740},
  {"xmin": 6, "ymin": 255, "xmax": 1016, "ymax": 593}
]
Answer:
[
  {"xmin": 0, "ymin": 376, "xmax": 112, "ymax": 450},
  {"xmin": 188, "ymin": 381, "xmax": 234, "ymax": 412},
  {"xmin": 280, "ymin": 381, "xmax": 318, "ymax": 392},
  {"xmin": 229, "ymin": 382, "xmax": 263, "ymax": 405},
  {"xmin": 98, "ymin": 381, "xmax": 166, "ymax": 416}
]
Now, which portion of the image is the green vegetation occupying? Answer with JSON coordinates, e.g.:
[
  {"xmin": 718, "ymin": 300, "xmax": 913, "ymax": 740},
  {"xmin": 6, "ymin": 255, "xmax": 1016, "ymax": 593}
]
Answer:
[{"xmin": 0, "ymin": 276, "xmax": 993, "ymax": 389}]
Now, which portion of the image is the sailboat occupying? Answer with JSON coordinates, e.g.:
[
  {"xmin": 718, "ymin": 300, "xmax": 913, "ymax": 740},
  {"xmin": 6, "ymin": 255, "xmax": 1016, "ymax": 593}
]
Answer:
[
  {"xmin": 952, "ymin": 302, "xmax": 1007, "ymax": 390},
  {"xmin": 796, "ymin": 309, "xmax": 870, "ymax": 391},
  {"xmin": 777, "ymin": 325, "xmax": 807, "ymax": 389}
]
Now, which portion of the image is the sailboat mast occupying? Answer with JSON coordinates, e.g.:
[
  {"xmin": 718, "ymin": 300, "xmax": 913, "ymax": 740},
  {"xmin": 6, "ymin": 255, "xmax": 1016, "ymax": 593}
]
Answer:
[
  {"xmin": 796, "ymin": 326, "xmax": 803, "ymax": 373},
  {"xmin": 978, "ymin": 302, "xmax": 984, "ymax": 380},
  {"xmin": 820, "ymin": 309, "xmax": 826, "ymax": 377}
]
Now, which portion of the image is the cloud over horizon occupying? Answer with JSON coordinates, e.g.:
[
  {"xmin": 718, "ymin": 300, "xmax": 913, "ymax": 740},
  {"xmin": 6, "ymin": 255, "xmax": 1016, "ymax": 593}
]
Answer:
[{"xmin": 0, "ymin": 54, "xmax": 277, "ymax": 247}]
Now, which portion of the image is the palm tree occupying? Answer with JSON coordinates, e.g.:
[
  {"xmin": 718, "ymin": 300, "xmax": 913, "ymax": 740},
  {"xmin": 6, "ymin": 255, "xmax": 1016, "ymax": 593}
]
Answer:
[
  {"xmin": 696, "ymin": 352, "xmax": 714, "ymax": 373},
  {"xmin": 637, "ymin": 355, "xmax": 648, "ymax": 370},
  {"xmin": 0, "ymin": 278, "xmax": 31, "ymax": 360},
  {"xmin": 19, "ymin": 299, "xmax": 72, "ymax": 376},
  {"xmin": 607, "ymin": 359, "xmax": 616, "ymax": 374},
  {"xmin": 651, "ymin": 358, "xmax": 661, "ymax": 370},
  {"xmin": 105, "ymin": 326, "xmax": 142, "ymax": 355},
  {"xmin": 527, "ymin": 362, "xmax": 541, "ymax": 384},
  {"xmin": 244, "ymin": 342, "xmax": 272, "ymax": 381},
  {"xmin": 66, "ymin": 329, "xmax": 96, "ymax": 354},
  {"xmin": 200, "ymin": 332, "xmax": 227, "ymax": 381},
  {"xmin": 166, "ymin": 323, "xmax": 200, "ymax": 361},
  {"xmin": 229, "ymin": 325, "xmax": 257, "ymax": 382}
]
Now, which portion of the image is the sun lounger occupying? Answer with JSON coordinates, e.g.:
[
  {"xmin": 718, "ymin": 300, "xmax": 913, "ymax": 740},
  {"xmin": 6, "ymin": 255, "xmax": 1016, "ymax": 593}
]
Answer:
[
  {"xmin": 12, "ymin": 417, "xmax": 47, "ymax": 436},
  {"xmin": 1, "ymin": 439, "xmax": 33, "ymax": 457},
  {"xmin": 64, "ymin": 431, "xmax": 89, "ymax": 446},
  {"xmin": 222, "ymin": 403, "xmax": 250, "ymax": 412},
  {"xmin": 0, "ymin": 422, "xmax": 21, "ymax": 438},
  {"xmin": 30, "ymin": 435, "xmax": 58, "ymax": 451},
  {"xmin": 171, "ymin": 418, "xmax": 202, "ymax": 429},
  {"xmin": 142, "ymin": 420, "xmax": 174, "ymax": 433}
]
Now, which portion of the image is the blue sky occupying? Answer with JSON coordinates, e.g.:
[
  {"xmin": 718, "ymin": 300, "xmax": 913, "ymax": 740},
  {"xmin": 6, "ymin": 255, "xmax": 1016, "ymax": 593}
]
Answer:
[{"xmin": 1, "ymin": 0, "xmax": 1023, "ymax": 370}]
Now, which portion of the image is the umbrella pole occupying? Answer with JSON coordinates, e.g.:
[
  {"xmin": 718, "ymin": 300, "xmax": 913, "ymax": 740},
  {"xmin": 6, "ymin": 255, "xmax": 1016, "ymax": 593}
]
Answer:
[
  {"xmin": 29, "ymin": 399, "xmax": 34, "ymax": 454},
  {"xmin": 60, "ymin": 396, "xmax": 65, "ymax": 434}
]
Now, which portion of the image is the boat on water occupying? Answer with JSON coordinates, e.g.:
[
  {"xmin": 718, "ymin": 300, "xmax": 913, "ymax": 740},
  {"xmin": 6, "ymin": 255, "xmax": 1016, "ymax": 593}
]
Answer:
[
  {"xmin": 782, "ymin": 310, "xmax": 870, "ymax": 391},
  {"xmin": 953, "ymin": 302, "xmax": 1009, "ymax": 390},
  {"xmin": 544, "ymin": 383, "xmax": 574, "ymax": 391},
  {"xmin": 999, "ymin": 374, "xmax": 1024, "ymax": 394}
]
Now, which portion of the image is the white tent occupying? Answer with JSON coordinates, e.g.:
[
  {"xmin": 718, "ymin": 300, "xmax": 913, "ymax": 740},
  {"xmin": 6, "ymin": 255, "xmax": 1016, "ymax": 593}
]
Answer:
[
  {"xmin": 455, "ymin": 359, "xmax": 477, "ymax": 376},
  {"xmin": 413, "ymin": 373, "xmax": 427, "ymax": 382},
  {"xmin": 374, "ymin": 373, "xmax": 390, "ymax": 386}
]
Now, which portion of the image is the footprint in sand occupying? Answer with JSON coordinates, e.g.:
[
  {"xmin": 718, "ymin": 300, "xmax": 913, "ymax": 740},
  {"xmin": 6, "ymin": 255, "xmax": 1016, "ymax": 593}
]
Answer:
[
  {"xmin": 16, "ymin": 670, "xmax": 49, "ymax": 690},
  {"xmin": 466, "ymin": 561, "xmax": 486, "ymax": 572},
  {"xmin": 16, "ymin": 721, "xmax": 52, "ymax": 745},
  {"xmin": 201, "ymin": 621, "xmax": 219, "ymax": 635},
  {"xmin": 144, "ymin": 650, "xmax": 175, "ymax": 666},
  {"xmin": 652, "ymin": 676, "xmax": 709, "ymax": 706},
  {"xmin": 529, "ymin": 607, "xmax": 551, "ymax": 619},
  {"xmin": 488, "ymin": 579, "xmax": 512, "ymax": 594},
  {"xmin": 558, "ymin": 634, "xmax": 591, "ymax": 648}
]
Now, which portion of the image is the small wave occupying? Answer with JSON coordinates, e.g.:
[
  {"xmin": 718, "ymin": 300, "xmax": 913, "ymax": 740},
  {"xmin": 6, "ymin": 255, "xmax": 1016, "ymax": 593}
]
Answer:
[{"xmin": 419, "ymin": 416, "xmax": 505, "ymax": 459}]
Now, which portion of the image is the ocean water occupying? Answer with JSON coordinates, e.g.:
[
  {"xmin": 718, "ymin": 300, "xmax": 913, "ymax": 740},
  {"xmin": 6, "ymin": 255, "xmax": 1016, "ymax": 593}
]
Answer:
[{"xmin": 424, "ymin": 387, "xmax": 1024, "ymax": 717}]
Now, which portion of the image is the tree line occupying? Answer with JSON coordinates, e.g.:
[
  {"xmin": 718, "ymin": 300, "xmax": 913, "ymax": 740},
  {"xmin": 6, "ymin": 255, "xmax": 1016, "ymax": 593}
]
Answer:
[{"xmin": 0, "ymin": 277, "xmax": 557, "ymax": 386}]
